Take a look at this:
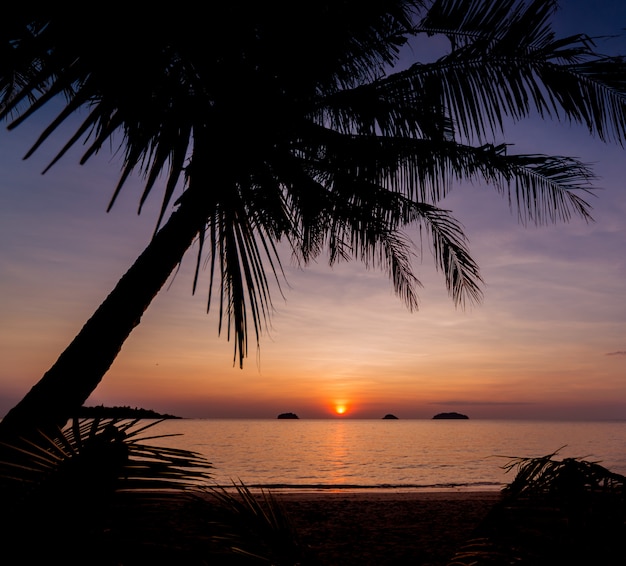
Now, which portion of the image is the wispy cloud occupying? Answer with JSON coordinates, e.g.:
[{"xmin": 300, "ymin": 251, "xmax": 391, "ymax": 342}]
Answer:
[
  {"xmin": 606, "ymin": 351, "xmax": 626, "ymax": 356},
  {"xmin": 431, "ymin": 401, "xmax": 534, "ymax": 406}
]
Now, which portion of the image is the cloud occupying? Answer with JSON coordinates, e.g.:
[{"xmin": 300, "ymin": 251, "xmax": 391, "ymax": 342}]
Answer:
[
  {"xmin": 606, "ymin": 351, "xmax": 626, "ymax": 356},
  {"xmin": 431, "ymin": 400, "xmax": 534, "ymax": 406}
]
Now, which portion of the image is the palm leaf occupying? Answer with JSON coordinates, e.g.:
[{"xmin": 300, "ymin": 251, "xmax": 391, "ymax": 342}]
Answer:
[
  {"xmin": 201, "ymin": 480, "xmax": 314, "ymax": 565},
  {"xmin": 500, "ymin": 447, "xmax": 626, "ymax": 500},
  {"xmin": 1, "ymin": 0, "xmax": 624, "ymax": 376},
  {"xmin": 409, "ymin": 0, "xmax": 626, "ymax": 143},
  {"xmin": 0, "ymin": 417, "xmax": 213, "ymax": 507}
]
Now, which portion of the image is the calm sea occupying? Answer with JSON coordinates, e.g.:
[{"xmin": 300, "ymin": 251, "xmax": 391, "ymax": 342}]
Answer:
[{"xmin": 144, "ymin": 419, "xmax": 626, "ymax": 492}]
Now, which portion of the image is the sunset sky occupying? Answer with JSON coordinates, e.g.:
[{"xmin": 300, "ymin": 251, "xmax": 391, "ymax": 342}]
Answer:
[{"xmin": 1, "ymin": 2, "xmax": 625, "ymax": 420}]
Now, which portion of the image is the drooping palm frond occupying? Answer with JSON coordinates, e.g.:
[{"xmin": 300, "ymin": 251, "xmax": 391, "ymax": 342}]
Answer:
[
  {"xmin": 406, "ymin": 0, "xmax": 626, "ymax": 143},
  {"xmin": 0, "ymin": 417, "xmax": 215, "ymax": 565},
  {"xmin": 500, "ymin": 447, "xmax": 626, "ymax": 501},
  {"xmin": 0, "ymin": 3, "xmax": 422, "ymax": 218},
  {"xmin": 200, "ymin": 481, "xmax": 316, "ymax": 565},
  {"xmin": 418, "ymin": 0, "xmax": 558, "ymax": 53},
  {"xmin": 203, "ymin": 194, "xmax": 291, "ymax": 367},
  {"xmin": 448, "ymin": 451, "xmax": 626, "ymax": 565},
  {"xmin": 0, "ymin": 417, "xmax": 213, "ymax": 507},
  {"xmin": 306, "ymin": 131, "xmax": 596, "ymax": 226},
  {"xmin": 414, "ymin": 203, "xmax": 483, "ymax": 306},
  {"xmin": 1, "ymin": 1, "xmax": 625, "ymax": 401},
  {"xmin": 318, "ymin": 189, "xmax": 479, "ymax": 309},
  {"xmin": 281, "ymin": 130, "xmax": 594, "ymax": 309}
]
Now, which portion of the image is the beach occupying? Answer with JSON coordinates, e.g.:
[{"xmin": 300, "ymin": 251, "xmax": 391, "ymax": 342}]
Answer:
[
  {"xmin": 99, "ymin": 488, "xmax": 501, "ymax": 565},
  {"xmin": 273, "ymin": 490, "xmax": 502, "ymax": 565},
  {"xmin": 15, "ymin": 483, "xmax": 626, "ymax": 565}
]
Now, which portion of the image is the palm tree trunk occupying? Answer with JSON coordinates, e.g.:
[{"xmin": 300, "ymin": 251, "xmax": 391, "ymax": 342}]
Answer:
[{"xmin": 0, "ymin": 196, "xmax": 205, "ymax": 438}]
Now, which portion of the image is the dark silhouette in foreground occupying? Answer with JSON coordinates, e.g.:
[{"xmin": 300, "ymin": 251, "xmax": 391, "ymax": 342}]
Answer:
[{"xmin": 448, "ymin": 451, "xmax": 626, "ymax": 565}]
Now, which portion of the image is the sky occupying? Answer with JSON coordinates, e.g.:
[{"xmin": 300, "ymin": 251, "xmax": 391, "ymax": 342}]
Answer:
[{"xmin": 1, "ymin": 2, "xmax": 626, "ymax": 420}]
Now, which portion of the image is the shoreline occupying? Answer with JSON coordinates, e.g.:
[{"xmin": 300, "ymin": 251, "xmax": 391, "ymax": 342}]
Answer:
[
  {"xmin": 273, "ymin": 488, "xmax": 503, "ymax": 500},
  {"xmin": 207, "ymin": 484, "xmax": 505, "ymax": 494}
]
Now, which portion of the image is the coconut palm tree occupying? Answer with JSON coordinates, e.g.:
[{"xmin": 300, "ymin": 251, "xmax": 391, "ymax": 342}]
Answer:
[{"xmin": 1, "ymin": 0, "xmax": 625, "ymax": 435}]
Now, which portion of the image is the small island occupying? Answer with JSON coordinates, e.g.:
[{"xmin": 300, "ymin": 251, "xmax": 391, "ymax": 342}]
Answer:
[
  {"xmin": 432, "ymin": 412, "xmax": 469, "ymax": 420},
  {"xmin": 382, "ymin": 414, "xmax": 399, "ymax": 419},
  {"xmin": 277, "ymin": 412, "xmax": 299, "ymax": 419},
  {"xmin": 78, "ymin": 405, "xmax": 181, "ymax": 419}
]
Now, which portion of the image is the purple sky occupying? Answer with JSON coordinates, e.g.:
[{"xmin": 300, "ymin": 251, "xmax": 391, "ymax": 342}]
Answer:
[{"xmin": 1, "ymin": 2, "xmax": 625, "ymax": 419}]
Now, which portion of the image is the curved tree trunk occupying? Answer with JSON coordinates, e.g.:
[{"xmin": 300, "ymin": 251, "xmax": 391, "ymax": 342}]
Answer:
[{"xmin": 0, "ymin": 197, "xmax": 206, "ymax": 438}]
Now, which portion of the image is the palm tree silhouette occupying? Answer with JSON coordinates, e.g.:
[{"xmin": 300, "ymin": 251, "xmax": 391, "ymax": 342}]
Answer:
[{"xmin": 1, "ymin": 0, "xmax": 625, "ymax": 435}]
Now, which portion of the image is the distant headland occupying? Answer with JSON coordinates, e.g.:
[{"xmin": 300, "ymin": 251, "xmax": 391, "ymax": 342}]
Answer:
[
  {"xmin": 382, "ymin": 414, "xmax": 399, "ymax": 419},
  {"xmin": 277, "ymin": 412, "xmax": 299, "ymax": 419},
  {"xmin": 432, "ymin": 412, "xmax": 469, "ymax": 420},
  {"xmin": 78, "ymin": 405, "xmax": 181, "ymax": 419}
]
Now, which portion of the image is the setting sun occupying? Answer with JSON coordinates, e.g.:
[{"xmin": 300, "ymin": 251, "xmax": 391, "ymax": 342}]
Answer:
[{"xmin": 335, "ymin": 405, "xmax": 347, "ymax": 415}]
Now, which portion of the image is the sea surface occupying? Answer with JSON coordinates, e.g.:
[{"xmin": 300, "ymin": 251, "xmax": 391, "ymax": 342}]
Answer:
[{"xmin": 143, "ymin": 419, "xmax": 626, "ymax": 492}]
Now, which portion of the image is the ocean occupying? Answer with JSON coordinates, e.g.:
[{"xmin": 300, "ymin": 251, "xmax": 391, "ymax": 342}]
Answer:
[{"xmin": 143, "ymin": 419, "xmax": 626, "ymax": 491}]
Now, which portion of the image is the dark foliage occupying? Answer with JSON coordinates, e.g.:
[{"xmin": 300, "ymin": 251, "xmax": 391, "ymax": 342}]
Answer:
[{"xmin": 448, "ymin": 450, "xmax": 626, "ymax": 565}]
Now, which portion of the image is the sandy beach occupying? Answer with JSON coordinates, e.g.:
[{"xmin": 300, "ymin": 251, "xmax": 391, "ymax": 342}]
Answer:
[
  {"xmin": 99, "ymin": 488, "xmax": 502, "ymax": 565},
  {"xmin": 17, "ymin": 484, "xmax": 626, "ymax": 565},
  {"xmin": 273, "ymin": 490, "xmax": 502, "ymax": 565}
]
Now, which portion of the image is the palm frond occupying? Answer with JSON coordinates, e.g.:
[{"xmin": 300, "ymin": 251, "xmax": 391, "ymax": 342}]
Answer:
[
  {"xmin": 201, "ymin": 480, "xmax": 314, "ymax": 565},
  {"xmin": 449, "ymin": 450, "xmax": 626, "ymax": 565},
  {"xmin": 500, "ymin": 447, "xmax": 626, "ymax": 500},
  {"xmin": 0, "ymin": 417, "xmax": 218, "ymax": 565},
  {"xmin": 418, "ymin": 0, "xmax": 557, "ymax": 49},
  {"xmin": 415, "ymin": 203, "xmax": 483, "ymax": 306},
  {"xmin": 1, "ymin": 1, "xmax": 623, "ymax": 373},
  {"xmin": 209, "ymin": 205, "xmax": 284, "ymax": 367},
  {"xmin": 283, "ymin": 134, "xmax": 593, "ymax": 308},
  {"xmin": 388, "ymin": 0, "xmax": 626, "ymax": 144},
  {"xmin": 0, "ymin": 417, "xmax": 213, "ymax": 508}
]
